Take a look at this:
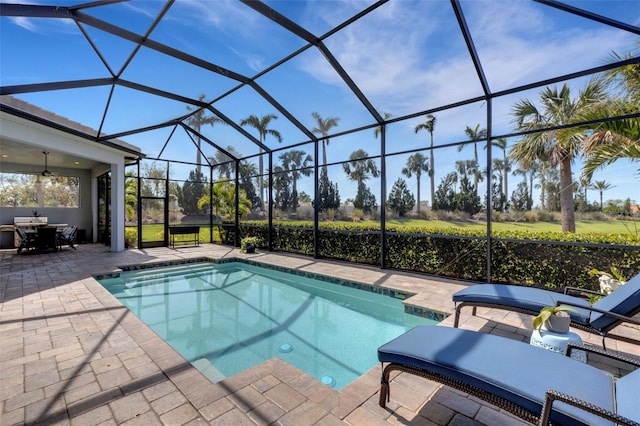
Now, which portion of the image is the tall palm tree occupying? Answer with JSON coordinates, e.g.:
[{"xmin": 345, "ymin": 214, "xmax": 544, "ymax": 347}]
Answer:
[
  {"xmin": 487, "ymin": 138, "xmax": 511, "ymax": 205},
  {"xmin": 240, "ymin": 114, "xmax": 282, "ymax": 211},
  {"xmin": 401, "ymin": 153, "xmax": 429, "ymax": 214},
  {"xmin": 311, "ymin": 112, "xmax": 340, "ymax": 171},
  {"xmin": 210, "ymin": 146, "xmax": 240, "ymax": 180},
  {"xmin": 578, "ymin": 176, "xmax": 593, "ymax": 206},
  {"xmin": 592, "ymin": 180, "xmax": 615, "ymax": 210},
  {"xmin": 186, "ymin": 94, "xmax": 224, "ymax": 173},
  {"xmin": 343, "ymin": 149, "xmax": 380, "ymax": 187},
  {"xmin": 279, "ymin": 150, "xmax": 312, "ymax": 210},
  {"xmin": 510, "ymin": 80, "xmax": 607, "ymax": 232},
  {"xmin": 414, "ymin": 114, "xmax": 437, "ymax": 207},
  {"xmin": 374, "ymin": 112, "xmax": 393, "ymax": 139},
  {"xmin": 512, "ymin": 160, "xmax": 541, "ymax": 211},
  {"xmin": 461, "ymin": 124, "xmax": 487, "ymax": 195},
  {"xmin": 238, "ymin": 160, "xmax": 259, "ymax": 208}
]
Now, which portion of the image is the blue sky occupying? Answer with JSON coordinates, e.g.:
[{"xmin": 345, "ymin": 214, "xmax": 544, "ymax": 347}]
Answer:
[{"xmin": 1, "ymin": 0, "xmax": 639, "ymax": 207}]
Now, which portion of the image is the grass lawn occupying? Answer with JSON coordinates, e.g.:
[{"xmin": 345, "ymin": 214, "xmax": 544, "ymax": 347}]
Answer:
[
  {"xmin": 385, "ymin": 218, "xmax": 639, "ymax": 236},
  {"xmin": 135, "ymin": 218, "xmax": 639, "ymax": 243}
]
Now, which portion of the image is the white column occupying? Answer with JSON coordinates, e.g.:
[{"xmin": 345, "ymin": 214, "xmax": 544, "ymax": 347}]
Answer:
[
  {"xmin": 91, "ymin": 174, "xmax": 98, "ymax": 243},
  {"xmin": 110, "ymin": 160, "xmax": 125, "ymax": 252}
]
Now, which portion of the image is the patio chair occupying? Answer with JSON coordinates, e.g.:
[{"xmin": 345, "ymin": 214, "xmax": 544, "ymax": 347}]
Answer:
[
  {"xmin": 378, "ymin": 326, "xmax": 640, "ymax": 426},
  {"xmin": 57, "ymin": 226, "xmax": 77, "ymax": 250},
  {"xmin": 452, "ymin": 273, "xmax": 640, "ymax": 350},
  {"xmin": 15, "ymin": 227, "xmax": 37, "ymax": 254}
]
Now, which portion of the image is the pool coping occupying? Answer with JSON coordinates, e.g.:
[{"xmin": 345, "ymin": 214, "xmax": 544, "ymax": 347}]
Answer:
[{"xmin": 94, "ymin": 256, "xmax": 449, "ymax": 323}]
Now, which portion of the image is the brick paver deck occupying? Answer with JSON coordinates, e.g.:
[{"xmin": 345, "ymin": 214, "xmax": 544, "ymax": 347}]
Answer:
[{"xmin": 1, "ymin": 243, "xmax": 638, "ymax": 425}]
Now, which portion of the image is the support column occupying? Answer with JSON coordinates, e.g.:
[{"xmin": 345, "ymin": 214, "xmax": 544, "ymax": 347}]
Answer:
[{"xmin": 110, "ymin": 160, "xmax": 125, "ymax": 252}]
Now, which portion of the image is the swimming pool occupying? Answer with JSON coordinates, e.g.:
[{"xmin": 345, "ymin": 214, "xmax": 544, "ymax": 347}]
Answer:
[{"xmin": 98, "ymin": 260, "xmax": 438, "ymax": 390}]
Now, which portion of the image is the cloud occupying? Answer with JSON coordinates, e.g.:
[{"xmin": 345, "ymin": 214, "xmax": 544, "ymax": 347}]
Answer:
[
  {"xmin": 9, "ymin": 16, "xmax": 39, "ymax": 32},
  {"xmin": 294, "ymin": 0, "xmax": 636, "ymax": 141}
]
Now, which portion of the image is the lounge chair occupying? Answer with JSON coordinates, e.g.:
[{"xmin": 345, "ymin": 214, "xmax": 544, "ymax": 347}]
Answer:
[
  {"xmin": 378, "ymin": 326, "xmax": 640, "ymax": 425},
  {"xmin": 452, "ymin": 273, "xmax": 640, "ymax": 349}
]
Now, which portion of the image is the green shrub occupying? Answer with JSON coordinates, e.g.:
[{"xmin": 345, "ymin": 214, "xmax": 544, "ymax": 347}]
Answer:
[
  {"xmin": 124, "ymin": 228, "xmax": 137, "ymax": 248},
  {"xmin": 237, "ymin": 220, "xmax": 638, "ymax": 291}
]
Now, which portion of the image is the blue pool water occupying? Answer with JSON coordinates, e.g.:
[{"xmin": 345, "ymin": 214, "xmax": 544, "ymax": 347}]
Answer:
[{"xmin": 98, "ymin": 261, "xmax": 438, "ymax": 390}]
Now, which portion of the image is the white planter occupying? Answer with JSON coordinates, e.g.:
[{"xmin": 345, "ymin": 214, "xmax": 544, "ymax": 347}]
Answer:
[{"xmin": 543, "ymin": 313, "xmax": 571, "ymax": 334}]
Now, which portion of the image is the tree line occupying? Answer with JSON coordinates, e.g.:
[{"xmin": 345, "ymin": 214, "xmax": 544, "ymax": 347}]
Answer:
[{"xmin": 156, "ymin": 43, "xmax": 638, "ymax": 229}]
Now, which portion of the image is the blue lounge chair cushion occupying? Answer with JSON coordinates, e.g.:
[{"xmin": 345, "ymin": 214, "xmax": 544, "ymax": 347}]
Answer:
[
  {"xmin": 590, "ymin": 274, "xmax": 640, "ymax": 330},
  {"xmin": 616, "ymin": 367, "xmax": 640, "ymax": 422},
  {"xmin": 453, "ymin": 274, "xmax": 640, "ymax": 334},
  {"xmin": 378, "ymin": 326, "xmax": 618, "ymax": 426},
  {"xmin": 452, "ymin": 284, "xmax": 593, "ymax": 324}
]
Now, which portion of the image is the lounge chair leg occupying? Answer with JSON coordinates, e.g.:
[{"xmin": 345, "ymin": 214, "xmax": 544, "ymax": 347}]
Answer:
[
  {"xmin": 379, "ymin": 363, "xmax": 392, "ymax": 408},
  {"xmin": 453, "ymin": 308, "xmax": 461, "ymax": 328},
  {"xmin": 538, "ymin": 391, "xmax": 555, "ymax": 426},
  {"xmin": 379, "ymin": 381, "xmax": 389, "ymax": 407}
]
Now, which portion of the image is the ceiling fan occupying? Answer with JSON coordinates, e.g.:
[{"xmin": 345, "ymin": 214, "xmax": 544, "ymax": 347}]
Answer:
[{"xmin": 39, "ymin": 151, "xmax": 57, "ymax": 177}]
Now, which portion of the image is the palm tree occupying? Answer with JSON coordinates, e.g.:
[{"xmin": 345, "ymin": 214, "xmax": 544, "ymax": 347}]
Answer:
[
  {"xmin": 279, "ymin": 150, "xmax": 312, "ymax": 210},
  {"xmin": 510, "ymin": 80, "xmax": 607, "ymax": 232},
  {"xmin": 186, "ymin": 94, "xmax": 224, "ymax": 174},
  {"xmin": 401, "ymin": 153, "xmax": 429, "ymax": 214},
  {"xmin": 343, "ymin": 149, "xmax": 380, "ymax": 187},
  {"xmin": 578, "ymin": 43, "xmax": 640, "ymax": 181},
  {"xmin": 311, "ymin": 112, "xmax": 340, "ymax": 171},
  {"xmin": 414, "ymin": 114, "xmax": 437, "ymax": 207},
  {"xmin": 238, "ymin": 160, "xmax": 260, "ymax": 208},
  {"xmin": 578, "ymin": 176, "xmax": 593, "ymax": 206},
  {"xmin": 240, "ymin": 114, "xmax": 282, "ymax": 211},
  {"xmin": 592, "ymin": 180, "xmax": 615, "ymax": 210},
  {"xmin": 487, "ymin": 138, "xmax": 511, "ymax": 206},
  {"xmin": 210, "ymin": 146, "xmax": 240, "ymax": 180},
  {"xmin": 579, "ymin": 100, "xmax": 640, "ymax": 181},
  {"xmin": 461, "ymin": 124, "xmax": 487, "ymax": 195},
  {"xmin": 124, "ymin": 171, "xmax": 137, "ymax": 221},
  {"xmin": 374, "ymin": 112, "xmax": 393, "ymax": 139}
]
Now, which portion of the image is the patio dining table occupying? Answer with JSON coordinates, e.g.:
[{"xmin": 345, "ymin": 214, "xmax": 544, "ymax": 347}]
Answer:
[{"xmin": 24, "ymin": 226, "xmax": 64, "ymax": 253}]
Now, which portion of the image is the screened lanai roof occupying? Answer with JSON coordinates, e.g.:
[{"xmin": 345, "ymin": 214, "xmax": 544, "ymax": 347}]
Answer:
[{"xmin": 1, "ymin": 0, "xmax": 639, "ymax": 172}]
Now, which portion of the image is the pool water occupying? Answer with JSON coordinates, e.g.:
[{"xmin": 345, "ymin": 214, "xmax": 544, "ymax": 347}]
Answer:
[{"xmin": 99, "ymin": 261, "xmax": 438, "ymax": 390}]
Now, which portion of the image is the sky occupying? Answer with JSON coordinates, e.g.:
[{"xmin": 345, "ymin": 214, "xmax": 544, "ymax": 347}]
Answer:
[{"xmin": 1, "ymin": 0, "xmax": 639, "ymax": 207}]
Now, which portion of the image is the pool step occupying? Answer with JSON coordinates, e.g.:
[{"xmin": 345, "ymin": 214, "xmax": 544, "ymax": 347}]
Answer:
[
  {"xmin": 118, "ymin": 264, "xmax": 217, "ymax": 287},
  {"xmin": 192, "ymin": 358, "xmax": 226, "ymax": 383}
]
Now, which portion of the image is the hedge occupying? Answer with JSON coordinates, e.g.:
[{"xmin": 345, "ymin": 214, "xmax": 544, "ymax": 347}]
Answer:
[{"xmin": 236, "ymin": 221, "xmax": 639, "ymax": 291}]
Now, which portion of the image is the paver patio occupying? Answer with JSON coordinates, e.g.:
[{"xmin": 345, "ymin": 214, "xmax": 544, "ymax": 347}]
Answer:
[{"xmin": 1, "ymin": 243, "xmax": 638, "ymax": 425}]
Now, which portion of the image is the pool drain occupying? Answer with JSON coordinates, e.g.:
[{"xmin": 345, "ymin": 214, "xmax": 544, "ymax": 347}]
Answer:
[
  {"xmin": 320, "ymin": 375, "xmax": 335, "ymax": 387},
  {"xmin": 278, "ymin": 343, "xmax": 293, "ymax": 353}
]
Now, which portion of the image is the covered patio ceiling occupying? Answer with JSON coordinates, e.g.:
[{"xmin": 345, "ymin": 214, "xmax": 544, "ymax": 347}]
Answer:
[{"xmin": 1, "ymin": 0, "xmax": 639, "ymax": 171}]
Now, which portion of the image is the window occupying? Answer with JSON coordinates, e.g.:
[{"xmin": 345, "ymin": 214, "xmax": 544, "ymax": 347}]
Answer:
[{"xmin": 0, "ymin": 172, "xmax": 80, "ymax": 208}]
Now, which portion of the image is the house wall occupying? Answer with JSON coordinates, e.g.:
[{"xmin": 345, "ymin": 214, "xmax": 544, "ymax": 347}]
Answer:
[
  {"xmin": 1, "ymin": 109, "xmax": 140, "ymax": 252},
  {"xmin": 0, "ymin": 162, "xmax": 94, "ymax": 248}
]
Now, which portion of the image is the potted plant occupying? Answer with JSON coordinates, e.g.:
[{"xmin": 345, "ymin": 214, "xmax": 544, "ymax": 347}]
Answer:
[
  {"xmin": 532, "ymin": 305, "xmax": 575, "ymax": 334},
  {"xmin": 240, "ymin": 236, "xmax": 261, "ymax": 254},
  {"xmin": 588, "ymin": 267, "xmax": 627, "ymax": 295}
]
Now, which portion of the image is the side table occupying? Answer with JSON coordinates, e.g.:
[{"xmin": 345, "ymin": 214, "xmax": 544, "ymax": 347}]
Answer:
[{"xmin": 530, "ymin": 328, "xmax": 587, "ymax": 363}]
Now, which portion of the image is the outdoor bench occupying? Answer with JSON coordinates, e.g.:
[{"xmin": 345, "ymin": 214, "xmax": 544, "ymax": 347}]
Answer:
[{"xmin": 168, "ymin": 225, "xmax": 200, "ymax": 248}]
